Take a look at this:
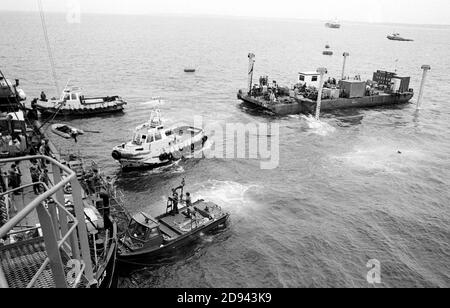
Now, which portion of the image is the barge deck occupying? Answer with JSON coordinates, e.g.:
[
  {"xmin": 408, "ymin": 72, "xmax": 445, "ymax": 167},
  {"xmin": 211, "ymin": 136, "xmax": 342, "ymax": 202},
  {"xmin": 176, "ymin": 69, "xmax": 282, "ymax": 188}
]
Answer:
[{"xmin": 238, "ymin": 91, "xmax": 414, "ymax": 116}]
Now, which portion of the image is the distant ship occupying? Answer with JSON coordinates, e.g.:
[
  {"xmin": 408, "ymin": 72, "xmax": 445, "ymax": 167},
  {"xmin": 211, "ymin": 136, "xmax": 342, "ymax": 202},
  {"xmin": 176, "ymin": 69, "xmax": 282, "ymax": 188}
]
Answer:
[
  {"xmin": 325, "ymin": 21, "xmax": 341, "ymax": 29},
  {"xmin": 387, "ymin": 33, "xmax": 414, "ymax": 42}
]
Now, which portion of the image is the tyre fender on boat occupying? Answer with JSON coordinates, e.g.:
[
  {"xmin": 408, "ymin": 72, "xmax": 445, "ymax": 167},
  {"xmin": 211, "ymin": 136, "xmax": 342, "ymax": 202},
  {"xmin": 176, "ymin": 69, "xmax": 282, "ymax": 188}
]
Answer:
[
  {"xmin": 112, "ymin": 150, "xmax": 122, "ymax": 160},
  {"xmin": 159, "ymin": 153, "xmax": 169, "ymax": 161}
]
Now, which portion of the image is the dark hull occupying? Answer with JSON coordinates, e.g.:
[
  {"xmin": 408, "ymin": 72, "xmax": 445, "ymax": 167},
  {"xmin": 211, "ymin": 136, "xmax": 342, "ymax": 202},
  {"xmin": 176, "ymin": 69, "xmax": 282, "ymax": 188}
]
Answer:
[
  {"xmin": 387, "ymin": 36, "xmax": 413, "ymax": 42},
  {"xmin": 326, "ymin": 24, "xmax": 341, "ymax": 29},
  {"xmin": 117, "ymin": 214, "xmax": 229, "ymax": 267},
  {"xmin": 238, "ymin": 92, "xmax": 414, "ymax": 116},
  {"xmin": 37, "ymin": 105, "xmax": 125, "ymax": 118},
  {"xmin": 97, "ymin": 241, "xmax": 119, "ymax": 288}
]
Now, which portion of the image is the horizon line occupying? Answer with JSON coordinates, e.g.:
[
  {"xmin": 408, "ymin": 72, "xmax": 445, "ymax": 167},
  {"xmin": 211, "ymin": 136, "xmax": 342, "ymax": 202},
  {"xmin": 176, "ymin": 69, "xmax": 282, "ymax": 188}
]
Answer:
[{"xmin": 1, "ymin": 9, "xmax": 450, "ymax": 27}]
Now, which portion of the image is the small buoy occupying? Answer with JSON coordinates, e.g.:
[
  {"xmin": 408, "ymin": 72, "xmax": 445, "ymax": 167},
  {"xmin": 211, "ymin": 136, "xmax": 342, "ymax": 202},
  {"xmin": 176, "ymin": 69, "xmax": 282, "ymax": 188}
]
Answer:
[{"xmin": 398, "ymin": 151, "xmax": 402, "ymax": 154}]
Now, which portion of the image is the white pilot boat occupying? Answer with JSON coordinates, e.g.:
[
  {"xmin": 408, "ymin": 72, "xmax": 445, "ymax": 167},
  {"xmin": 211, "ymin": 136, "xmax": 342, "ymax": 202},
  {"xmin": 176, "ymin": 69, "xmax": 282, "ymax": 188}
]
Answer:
[{"xmin": 111, "ymin": 108, "xmax": 208, "ymax": 170}]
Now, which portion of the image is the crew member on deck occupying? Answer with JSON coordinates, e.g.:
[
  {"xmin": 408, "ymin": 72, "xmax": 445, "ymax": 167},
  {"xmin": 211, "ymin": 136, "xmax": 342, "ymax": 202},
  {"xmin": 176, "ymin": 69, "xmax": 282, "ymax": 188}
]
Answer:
[
  {"xmin": 185, "ymin": 192, "xmax": 195, "ymax": 219},
  {"xmin": 171, "ymin": 189, "xmax": 179, "ymax": 215},
  {"xmin": 40, "ymin": 91, "xmax": 47, "ymax": 101}
]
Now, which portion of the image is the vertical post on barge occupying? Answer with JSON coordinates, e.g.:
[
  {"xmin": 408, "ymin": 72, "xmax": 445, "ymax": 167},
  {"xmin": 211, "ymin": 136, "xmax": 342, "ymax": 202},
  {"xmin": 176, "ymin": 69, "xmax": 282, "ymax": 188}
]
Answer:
[
  {"xmin": 315, "ymin": 67, "xmax": 328, "ymax": 120},
  {"xmin": 341, "ymin": 52, "xmax": 350, "ymax": 80},
  {"xmin": 248, "ymin": 53, "xmax": 256, "ymax": 94},
  {"xmin": 416, "ymin": 65, "xmax": 431, "ymax": 109}
]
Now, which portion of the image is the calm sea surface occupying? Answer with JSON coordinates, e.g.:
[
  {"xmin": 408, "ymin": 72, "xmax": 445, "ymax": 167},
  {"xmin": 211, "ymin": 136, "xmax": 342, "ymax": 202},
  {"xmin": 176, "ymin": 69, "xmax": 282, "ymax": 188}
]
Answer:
[{"xmin": 1, "ymin": 12, "xmax": 449, "ymax": 287}]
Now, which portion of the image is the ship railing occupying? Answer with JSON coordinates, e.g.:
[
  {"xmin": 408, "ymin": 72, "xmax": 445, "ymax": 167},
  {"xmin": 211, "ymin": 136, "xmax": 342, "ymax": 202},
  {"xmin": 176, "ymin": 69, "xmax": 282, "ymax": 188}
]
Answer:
[{"xmin": 0, "ymin": 155, "xmax": 96, "ymax": 288}]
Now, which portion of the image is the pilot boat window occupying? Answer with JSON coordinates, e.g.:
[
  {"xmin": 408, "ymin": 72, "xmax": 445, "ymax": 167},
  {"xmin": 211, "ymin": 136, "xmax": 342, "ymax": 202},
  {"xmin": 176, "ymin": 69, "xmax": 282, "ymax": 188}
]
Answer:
[
  {"xmin": 141, "ymin": 135, "xmax": 147, "ymax": 142},
  {"xmin": 132, "ymin": 134, "xmax": 143, "ymax": 145},
  {"xmin": 147, "ymin": 135, "xmax": 154, "ymax": 143},
  {"xmin": 312, "ymin": 76, "xmax": 318, "ymax": 82},
  {"xmin": 299, "ymin": 75, "xmax": 305, "ymax": 81},
  {"xmin": 155, "ymin": 132, "xmax": 162, "ymax": 141},
  {"xmin": 64, "ymin": 94, "xmax": 70, "ymax": 101},
  {"xmin": 149, "ymin": 228, "xmax": 160, "ymax": 238},
  {"xmin": 71, "ymin": 93, "xmax": 77, "ymax": 100}
]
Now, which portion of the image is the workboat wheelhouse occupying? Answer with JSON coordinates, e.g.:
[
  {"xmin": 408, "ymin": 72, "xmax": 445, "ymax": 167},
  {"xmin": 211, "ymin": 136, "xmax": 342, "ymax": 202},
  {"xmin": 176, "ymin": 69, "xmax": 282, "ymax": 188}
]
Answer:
[
  {"xmin": 35, "ymin": 86, "xmax": 127, "ymax": 117},
  {"xmin": 112, "ymin": 107, "xmax": 208, "ymax": 170}
]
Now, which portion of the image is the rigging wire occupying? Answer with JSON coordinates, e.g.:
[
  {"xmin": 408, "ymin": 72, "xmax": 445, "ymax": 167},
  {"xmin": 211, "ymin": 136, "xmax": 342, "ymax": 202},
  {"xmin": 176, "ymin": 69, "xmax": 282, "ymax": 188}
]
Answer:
[
  {"xmin": 36, "ymin": 0, "xmax": 65, "ymax": 131},
  {"xmin": 37, "ymin": 0, "xmax": 60, "ymax": 95}
]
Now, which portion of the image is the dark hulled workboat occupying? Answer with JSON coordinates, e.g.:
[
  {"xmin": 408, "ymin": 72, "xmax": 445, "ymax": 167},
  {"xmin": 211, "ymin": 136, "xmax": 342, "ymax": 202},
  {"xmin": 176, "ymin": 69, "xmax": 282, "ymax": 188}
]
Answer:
[{"xmin": 117, "ymin": 181, "xmax": 229, "ymax": 266}]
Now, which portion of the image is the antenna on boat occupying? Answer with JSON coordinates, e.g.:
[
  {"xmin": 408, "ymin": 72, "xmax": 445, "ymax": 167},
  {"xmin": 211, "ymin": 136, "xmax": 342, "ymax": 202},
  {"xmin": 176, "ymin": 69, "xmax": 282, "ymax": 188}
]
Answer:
[
  {"xmin": 341, "ymin": 52, "xmax": 350, "ymax": 80},
  {"xmin": 37, "ymin": 0, "xmax": 60, "ymax": 95},
  {"xmin": 248, "ymin": 53, "xmax": 256, "ymax": 95}
]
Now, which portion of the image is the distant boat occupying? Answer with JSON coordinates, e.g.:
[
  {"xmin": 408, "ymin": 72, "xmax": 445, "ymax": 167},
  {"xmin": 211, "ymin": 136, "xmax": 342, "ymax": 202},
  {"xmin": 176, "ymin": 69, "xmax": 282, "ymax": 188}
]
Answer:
[
  {"xmin": 184, "ymin": 68, "xmax": 196, "ymax": 73},
  {"xmin": 323, "ymin": 44, "xmax": 333, "ymax": 55},
  {"xmin": 325, "ymin": 21, "xmax": 341, "ymax": 29},
  {"xmin": 387, "ymin": 33, "xmax": 414, "ymax": 42}
]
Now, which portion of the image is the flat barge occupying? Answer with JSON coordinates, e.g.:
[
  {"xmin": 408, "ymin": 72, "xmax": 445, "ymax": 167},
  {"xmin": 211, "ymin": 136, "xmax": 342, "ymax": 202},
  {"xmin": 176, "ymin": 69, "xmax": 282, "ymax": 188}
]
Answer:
[
  {"xmin": 238, "ymin": 53, "xmax": 415, "ymax": 116},
  {"xmin": 238, "ymin": 91, "xmax": 414, "ymax": 116}
]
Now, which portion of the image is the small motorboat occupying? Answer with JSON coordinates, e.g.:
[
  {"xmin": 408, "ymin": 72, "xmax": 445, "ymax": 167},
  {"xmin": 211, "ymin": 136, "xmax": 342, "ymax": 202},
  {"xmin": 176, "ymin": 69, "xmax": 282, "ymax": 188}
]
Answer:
[
  {"xmin": 323, "ymin": 45, "xmax": 333, "ymax": 55},
  {"xmin": 387, "ymin": 33, "xmax": 414, "ymax": 42},
  {"xmin": 111, "ymin": 104, "xmax": 208, "ymax": 170},
  {"xmin": 36, "ymin": 86, "xmax": 127, "ymax": 118},
  {"xmin": 325, "ymin": 21, "xmax": 341, "ymax": 29},
  {"xmin": 117, "ymin": 180, "xmax": 229, "ymax": 265},
  {"xmin": 51, "ymin": 123, "xmax": 84, "ymax": 140},
  {"xmin": 184, "ymin": 68, "xmax": 196, "ymax": 73}
]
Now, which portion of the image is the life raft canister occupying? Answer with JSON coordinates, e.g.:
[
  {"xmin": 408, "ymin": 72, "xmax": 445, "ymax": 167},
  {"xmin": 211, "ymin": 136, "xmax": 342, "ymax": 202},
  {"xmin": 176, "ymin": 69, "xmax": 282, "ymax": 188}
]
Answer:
[{"xmin": 112, "ymin": 150, "xmax": 122, "ymax": 160}]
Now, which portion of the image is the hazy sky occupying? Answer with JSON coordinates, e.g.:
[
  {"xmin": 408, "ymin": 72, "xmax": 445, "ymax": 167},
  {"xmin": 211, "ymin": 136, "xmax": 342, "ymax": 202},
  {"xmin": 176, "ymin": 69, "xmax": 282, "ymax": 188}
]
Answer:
[{"xmin": 2, "ymin": 0, "xmax": 450, "ymax": 25}]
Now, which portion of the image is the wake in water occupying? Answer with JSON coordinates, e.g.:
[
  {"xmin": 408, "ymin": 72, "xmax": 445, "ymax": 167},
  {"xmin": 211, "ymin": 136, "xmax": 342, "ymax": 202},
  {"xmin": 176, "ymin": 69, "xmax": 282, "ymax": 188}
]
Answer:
[
  {"xmin": 298, "ymin": 115, "xmax": 336, "ymax": 136},
  {"xmin": 191, "ymin": 180, "xmax": 261, "ymax": 217}
]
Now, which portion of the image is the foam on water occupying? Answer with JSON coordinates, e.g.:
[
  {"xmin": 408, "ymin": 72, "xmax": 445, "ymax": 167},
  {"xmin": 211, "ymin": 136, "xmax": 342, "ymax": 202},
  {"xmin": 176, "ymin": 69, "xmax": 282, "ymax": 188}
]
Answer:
[
  {"xmin": 299, "ymin": 115, "xmax": 336, "ymax": 136},
  {"xmin": 192, "ymin": 180, "xmax": 261, "ymax": 216},
  {"xmin": 333, "ymin": 140, "xmax": 426, "ymax": 173}
]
